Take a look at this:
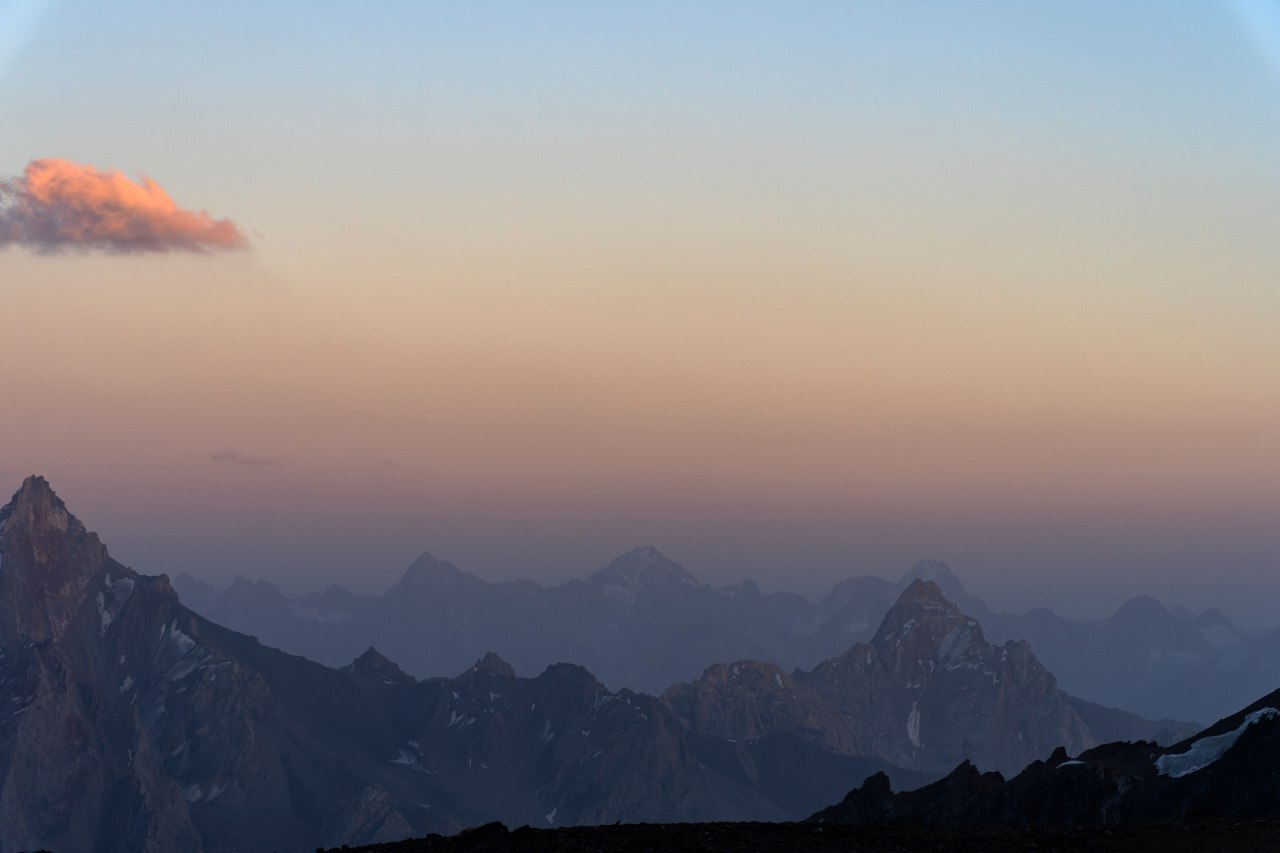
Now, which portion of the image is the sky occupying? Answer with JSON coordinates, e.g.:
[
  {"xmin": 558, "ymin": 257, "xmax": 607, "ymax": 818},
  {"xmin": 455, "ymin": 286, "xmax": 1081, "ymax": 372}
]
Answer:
[{"xmin": 2, "ymin": 1, "xmax": 1279, "ymax": 621}]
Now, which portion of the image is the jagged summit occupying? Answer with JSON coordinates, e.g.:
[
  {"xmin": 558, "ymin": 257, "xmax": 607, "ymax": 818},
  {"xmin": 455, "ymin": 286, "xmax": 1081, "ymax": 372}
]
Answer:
[
  {"xmin": 589, "ymin": 545, "xmax": 700, "ymax": 594},
  {"xmin": 465, "ymin": 651, "xmax": 516, "ymax": 678},
  {"xmin": 867, "ymin": 580, "xmax": 1000, "ymax": 682},
  {"xmin": 343, "ymin": 647, "xmax": 415, "ymax": 683},
  {"xmin": 897, "ymin": 559, "xmax": 989, "ymax": 618},
  {"xmin": 388, "ymin": 550, "xmax": 475, "ymax": 595},
  {"xmin": 226, "ymin": 574, "xmax": 282, "ymax": 594},
  {"xmin": 0, "ymin": 475, "xmax": 113, "ymax": 643},
  {"xmin": 1, "ymin": 474, "xmax": 72, "ymax": 529},
  {"xmin": 875, "ymin": 578, "xmax": 962, "ymax": 625},
  {"xmin": 893, "ymin": 577, "xmax": 953, "ymax": 606},
  {"xmin": 871, "ymin": 579, "xmax": 973, "ymax": 646},
  {"xmin": 665, "ymin": 578, "xmax": 1116, "ymax": 776}
]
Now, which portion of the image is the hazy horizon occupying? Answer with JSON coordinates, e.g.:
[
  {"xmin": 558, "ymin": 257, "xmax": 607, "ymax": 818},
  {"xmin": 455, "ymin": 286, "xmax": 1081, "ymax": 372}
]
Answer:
[
  {"xmin": 2, "ymin": 471, "xmax": 1274, "ymax": 627},
  {"xmin": 4, "ymin": 2, "xmax": 1279, "ymax": 624}
]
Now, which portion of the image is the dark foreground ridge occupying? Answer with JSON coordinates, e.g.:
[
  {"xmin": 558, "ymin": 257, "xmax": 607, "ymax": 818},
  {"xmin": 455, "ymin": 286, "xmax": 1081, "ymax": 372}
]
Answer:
[{"xmin": 332, "ymin": 817, "xmax": 1280, "ymax": 853}]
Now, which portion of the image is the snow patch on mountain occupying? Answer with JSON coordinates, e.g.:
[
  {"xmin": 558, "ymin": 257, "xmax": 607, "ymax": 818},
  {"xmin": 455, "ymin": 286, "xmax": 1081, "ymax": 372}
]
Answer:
[
  {"xmin": 907, "ymin": 701, "xmax": 922, "ymax": 748},
  {"xmin": 1156, "ymin": 707, "xmax": 1280, "ymax": 778}
]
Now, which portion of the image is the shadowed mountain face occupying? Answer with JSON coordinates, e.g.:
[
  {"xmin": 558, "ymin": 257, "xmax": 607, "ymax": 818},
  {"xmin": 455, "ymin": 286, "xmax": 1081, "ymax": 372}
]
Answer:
[
  {"xmin": 664, "ymin": 580, "xmax": 1190, "ymax": 776},
  {"xmin": 812, "ymin": 687, "xmax": 1280, "ymax": 828},
  {"xmin": 0, "ymin": 477, "xmax": 937, "ymax": 852}
]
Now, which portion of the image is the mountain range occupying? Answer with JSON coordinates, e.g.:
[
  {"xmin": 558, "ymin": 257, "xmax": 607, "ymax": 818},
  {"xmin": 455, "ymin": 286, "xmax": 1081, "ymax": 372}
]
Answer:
[
  {"xmin": 176, "ymin": 548, "xmax": 1277, "ymax": 724},
  {"xmin": 0, "ymin": 476, "xmax": 1190, "ymax": 851}
]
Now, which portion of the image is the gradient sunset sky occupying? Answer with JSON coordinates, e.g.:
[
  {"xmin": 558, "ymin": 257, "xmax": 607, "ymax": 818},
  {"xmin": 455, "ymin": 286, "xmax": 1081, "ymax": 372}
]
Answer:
[{"xmin": 3, "ymin": 1, "xmax": 1279, "ymax": 620}]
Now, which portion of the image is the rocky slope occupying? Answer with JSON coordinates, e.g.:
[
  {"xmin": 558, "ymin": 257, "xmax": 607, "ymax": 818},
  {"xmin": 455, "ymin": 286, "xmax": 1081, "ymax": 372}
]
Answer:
[
  {"xmin": 664, "ymin": 580, "xmax": 1191, "ymax": 776},
  {"xmin": 812, "ymin": 686, "xmax": 1280, "ymax": 827},
  {"xmin": 328, "ymin": 817, "xmax": 1280, "ymax": 853}
]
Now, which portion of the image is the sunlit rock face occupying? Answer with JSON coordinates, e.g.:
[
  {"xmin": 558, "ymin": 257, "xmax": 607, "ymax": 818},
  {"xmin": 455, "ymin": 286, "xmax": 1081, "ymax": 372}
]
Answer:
[
  {"xmin": 0, "ymin": 475, "xmax": 110, "ymax": 644},
  {"xmin": 0, "ymin": 477, "xmax": 202, "ymax": 852},
  {"xmin": 665, "ymin": 580, "xmax": 1171, "ymax": 777}
]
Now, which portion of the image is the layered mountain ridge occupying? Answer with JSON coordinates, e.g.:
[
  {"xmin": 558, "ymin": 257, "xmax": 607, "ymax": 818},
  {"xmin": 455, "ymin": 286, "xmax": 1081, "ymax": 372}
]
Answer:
[
  {"xmin": 176, "ymin": 541, "xmax": 1276, "ymax": 723},
  {"xmin": 664, "ymin": 579, "xmax": 1189, "ymax": 775},
  {"xmin": 0, "ymin": 475, "xmax": 1192, "ymax": 852},
  {"xmin": 0, "ymin": 476, "xmax": 949, "ymax": 851}
]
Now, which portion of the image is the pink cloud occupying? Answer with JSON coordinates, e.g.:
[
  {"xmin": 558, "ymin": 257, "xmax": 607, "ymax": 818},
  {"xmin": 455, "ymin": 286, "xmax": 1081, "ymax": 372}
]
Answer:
[{"xmin": 0, "ymin": 158, "xmax": 246, "ymax": 253}]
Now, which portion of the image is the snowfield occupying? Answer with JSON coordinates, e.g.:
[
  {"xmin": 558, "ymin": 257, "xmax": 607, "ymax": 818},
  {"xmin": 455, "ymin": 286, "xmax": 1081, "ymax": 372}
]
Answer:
[{"xmin": 1156, "ymin": 707, "xmax": 1279, "ymax": 778}]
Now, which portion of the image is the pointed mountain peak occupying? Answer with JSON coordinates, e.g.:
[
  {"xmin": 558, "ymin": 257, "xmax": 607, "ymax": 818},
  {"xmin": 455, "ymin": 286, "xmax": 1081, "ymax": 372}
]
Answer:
[
  {"xmin": 589, "ymin": 546, "xmax": 700, "ymax": 593},
  {"xmin": 0, "ymin": 475, "xmax": 112, "ymax": 643},
  {"xmin": 221, "ymin": 575, "xmax": 285, "ymax": 603},
  {"xmin": 464, "ymin": 651, "xmax": 515, "ymax": 679},
  {"xmin": 1, "ymin": 475, "xmax": 71, "ymax": 530},
  {"xmin": 897, "ymin": 559, "xmax": 990, "ymax": 618},
  {"xmin": 894, "ymin": 578, "xmax": 956, "ymax": 608},
  {"xmin": 871, "ymin": 580, "xmax": 984, "ymax": 653},
  {"xmin": 406, "ymin": 550, "xmax": 450, "ymax": 571},
  {"xmin": 390, "ymin": 550, "xmax": 471, "ymax": 591},
  {"xmin": 342, "ymin": 647, "xmax": 415, "ymax": 683}
]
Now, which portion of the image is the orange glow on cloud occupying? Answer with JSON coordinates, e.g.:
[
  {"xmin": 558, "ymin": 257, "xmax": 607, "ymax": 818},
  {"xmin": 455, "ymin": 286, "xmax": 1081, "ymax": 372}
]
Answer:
[{"xmin": 0, "ymin": 158, "xmax": 245, "ymax": 253}]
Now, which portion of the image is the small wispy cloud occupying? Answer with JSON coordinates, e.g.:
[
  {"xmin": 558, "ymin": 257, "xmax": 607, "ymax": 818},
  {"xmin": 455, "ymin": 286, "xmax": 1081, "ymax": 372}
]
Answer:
[
  {"xmin": 0, "ymin": 158, "xmax": 247, "ymax": 254},
  {"xmin": 209, "ymin": 450, "xmax": 271, "ymax": 468}
]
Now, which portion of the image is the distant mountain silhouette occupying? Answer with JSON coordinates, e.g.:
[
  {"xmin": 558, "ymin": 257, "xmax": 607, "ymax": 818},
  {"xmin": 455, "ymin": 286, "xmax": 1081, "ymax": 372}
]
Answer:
[
  {"xmin": 172, "ymin": 554, "xmax": 969, "ymax": 695},
  {"xmin": 177, "ymin": 553, "xmax": 1277, "ymax": 724},
  {"xmin": 982, "ymin": 597, "xmax": 1278, "ymax": 724}
]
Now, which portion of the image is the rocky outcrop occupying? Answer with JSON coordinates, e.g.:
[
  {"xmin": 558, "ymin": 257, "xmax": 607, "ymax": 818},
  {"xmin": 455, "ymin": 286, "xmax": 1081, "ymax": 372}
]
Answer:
[
  {"xmin": 811, "ymin": 688, "xmax": 1280, "ymax": 827},
  {"xmin": 0, "ymin": 477, "xmax": 204, "ymax": 852},
  {"xmin": 321, "ymin": 785, "xmax": 416, "ymax": 846},
  {"xmin": 665, "ymin": 580, "xmax": 1176, "ymax": 776},
  {"xmin": 342, "ymin": 646, "xmax": 417, "ymax": 683}
]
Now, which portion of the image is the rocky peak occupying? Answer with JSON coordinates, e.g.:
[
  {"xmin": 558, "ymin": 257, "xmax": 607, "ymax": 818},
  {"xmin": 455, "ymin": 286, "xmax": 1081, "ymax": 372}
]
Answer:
[
  {"xmin": 0, "ymin": 475, "xmax": 111, "ymax": 643},
  {"xmin": 464, "ymin": 651, "xmax": 516, "ymax": 678},
  {"xmin": 320, "ymin": 785, "xmax": 414, "ymax": 847},
  {"xmin": 589, "ymin": 546, "xmax": 700, "ymax": 594},
  {"xmin": 388, "ymin": 551, "xmax": 473, "ymax": 595},
  {"xmin": 224, "ymin": 575, "xmax": 283, "ymax": 598},
  {"xmin": 872, "ymin": 580, "xmax": 982, "ymax": 657},
  {"xmin": 897, "ymin": 559, "xmax": 989, "ymax": 618},
  {"xmin": 342, "ymin": 647, "xmax": 415, "ymax": 683},
  {"xmin": 1, "ymin": 475, "xmax": 78, "ymax": 543}
]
